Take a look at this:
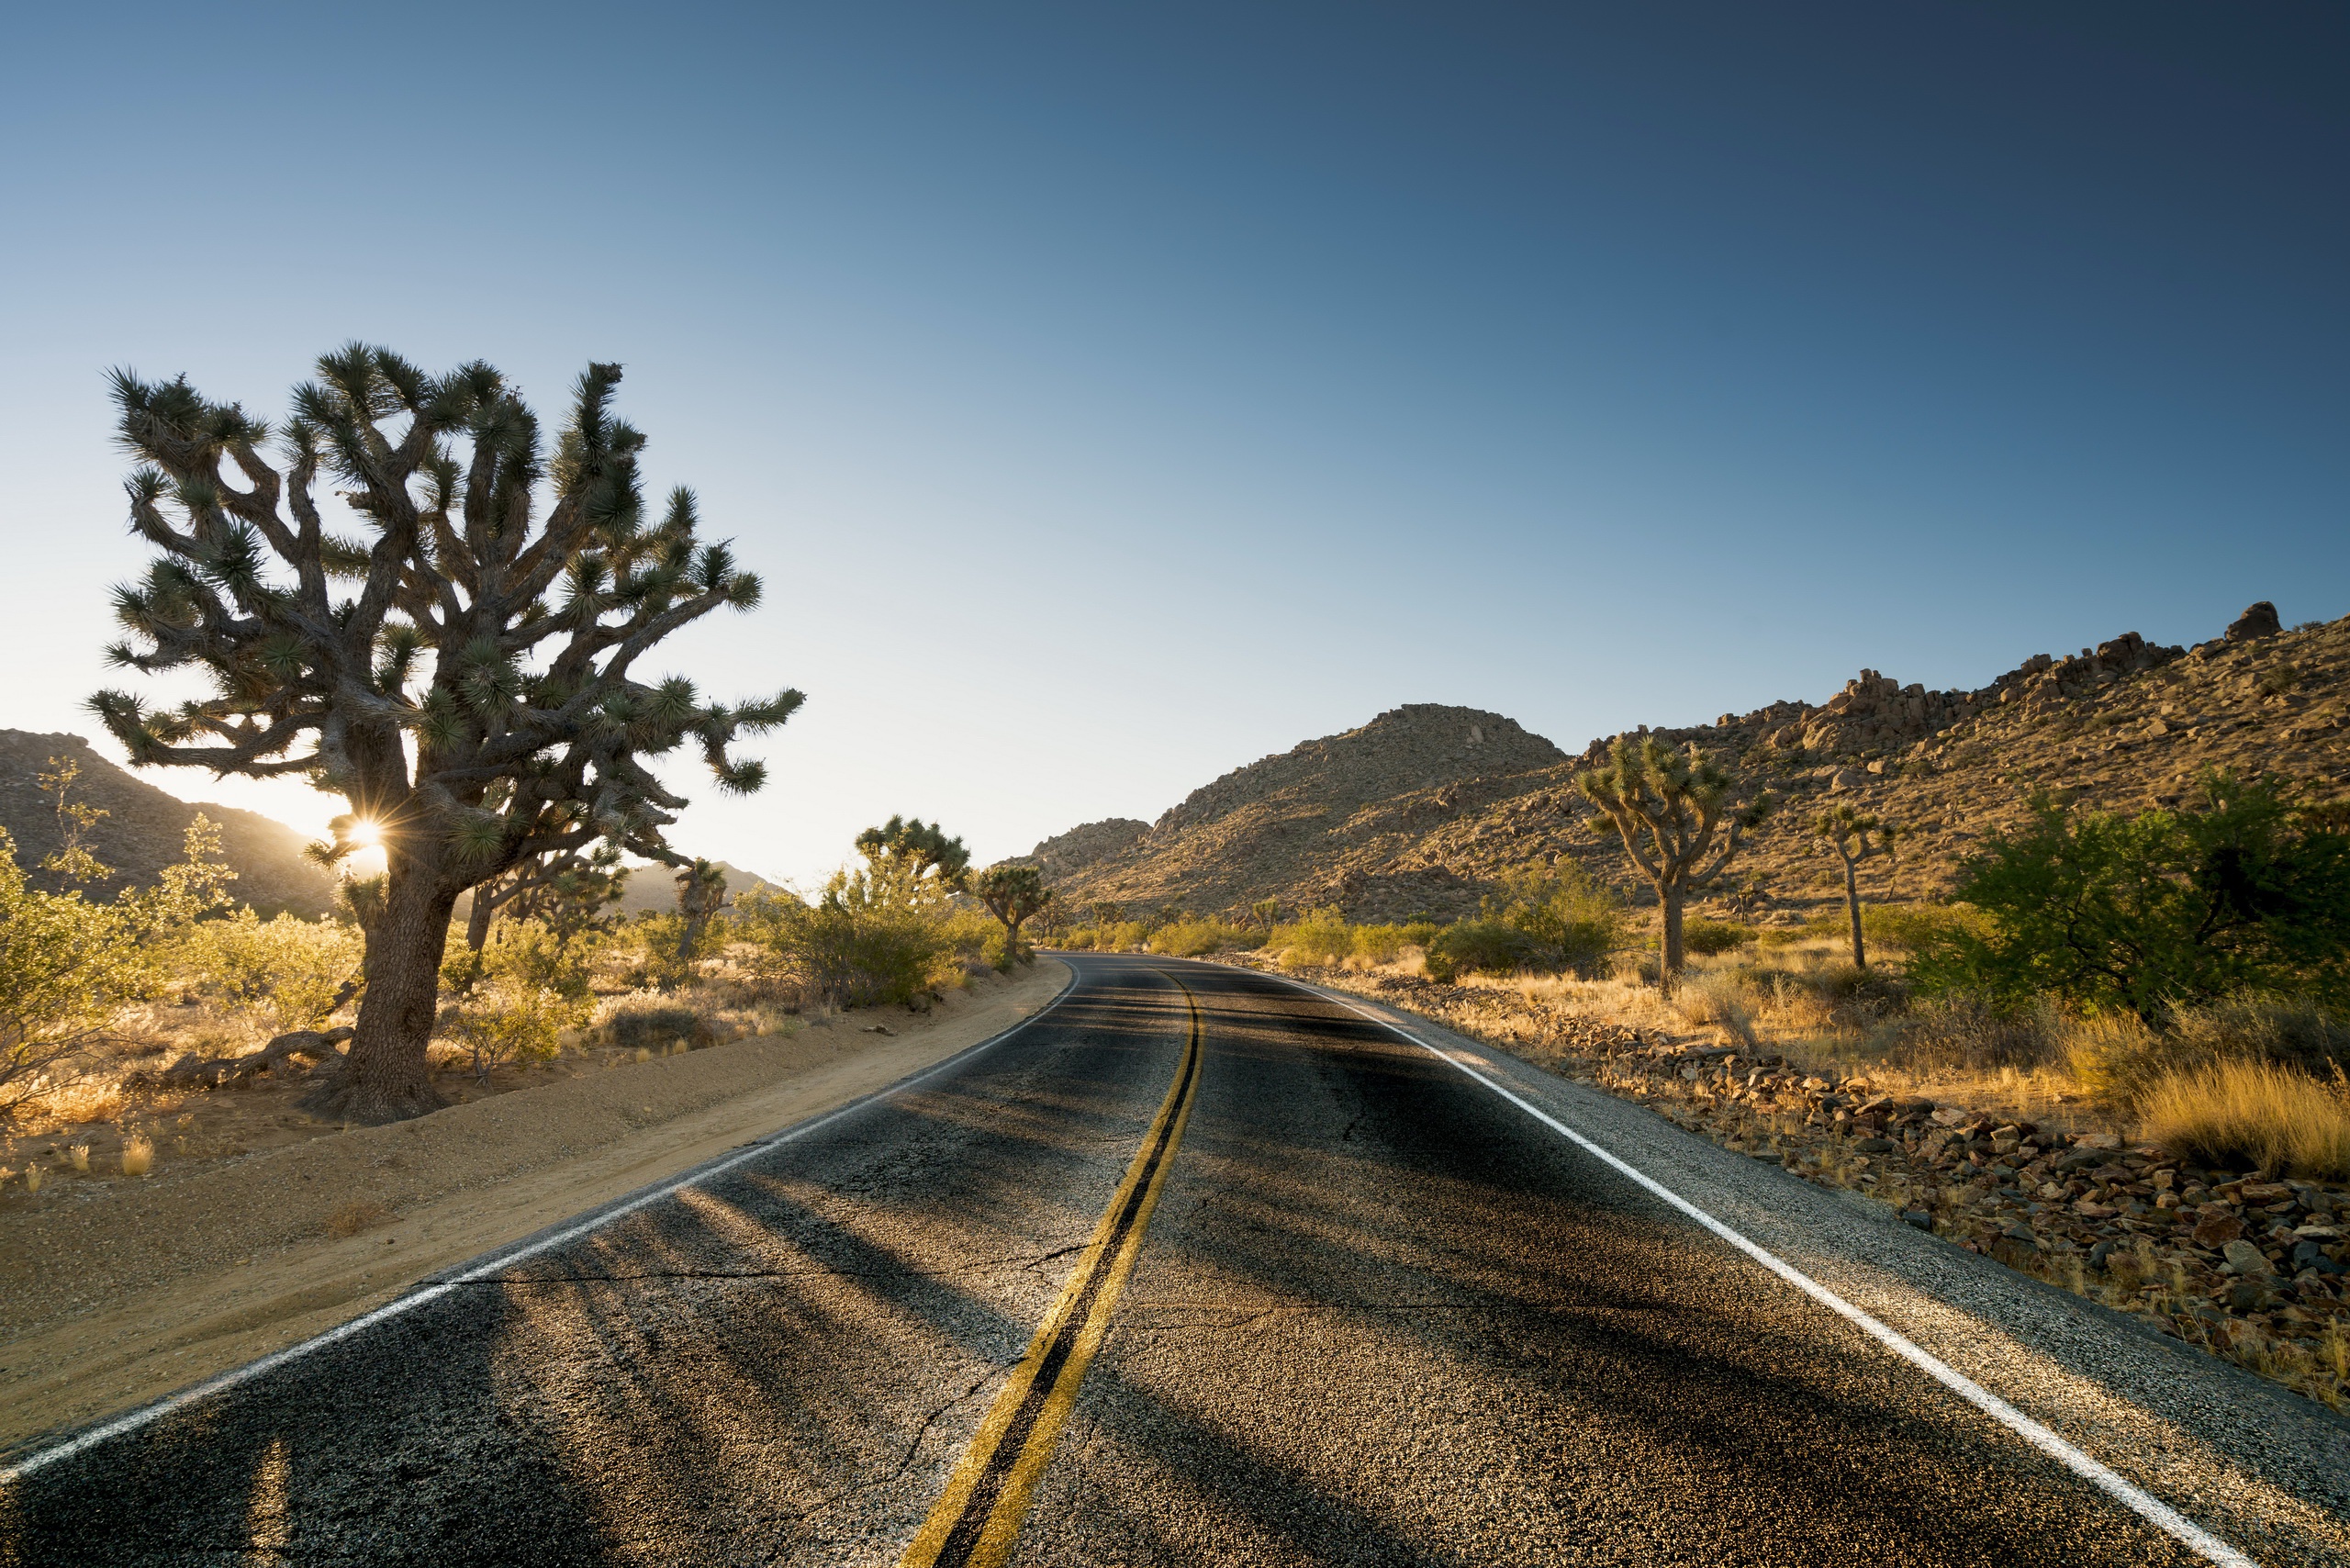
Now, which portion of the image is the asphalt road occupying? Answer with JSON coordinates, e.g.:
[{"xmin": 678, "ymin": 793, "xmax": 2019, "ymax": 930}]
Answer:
[{"xmin": 5, "ymin": 955, "xmax": 2342, "ymax": 1566}]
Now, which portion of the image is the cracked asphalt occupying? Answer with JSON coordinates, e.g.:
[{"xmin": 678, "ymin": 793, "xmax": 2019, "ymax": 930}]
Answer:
[{"xmin": 6, "ymin": 955, "xmax": 2344, "ymax": 1565}]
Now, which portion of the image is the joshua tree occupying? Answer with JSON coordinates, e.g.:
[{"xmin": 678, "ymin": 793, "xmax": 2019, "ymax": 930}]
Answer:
[
  {"xmin": 973, "ymin": 865, "xmax": 1053, "ymax": 959},
  {"xmin": 464, "ymin": 839, "xmax": 630, "ymax": 951},
  {"xmin": 673, "ymin": 857, "xmax": 730, "ymax": 969},
  {"xmin": 1089, "ymin": 900, "xmax": 1125, "ymax": 933},
  {"xmin": 1578, "ymin": 736, "xmax": 1768, "ymax": 984},
  {"xmin": 853, "ymin": 815, "xmax": 970, "ymax": 904},
  {"xmin": 1249, "ymin": 897, "xmax": 1281, "ymax": 933},
  {"xmin": 1813, "ymin": 805, "xmax": 1898, "ymax": 969},
  {"xmin": 92, "ymin": 347, "xmax": 800, "ymax": 1121}
]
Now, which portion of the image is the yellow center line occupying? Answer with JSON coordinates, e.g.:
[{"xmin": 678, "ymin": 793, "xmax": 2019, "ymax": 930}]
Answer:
[{"xmin": 895, "ymin": 973, "xmax": 1204, "ymax": 1568}]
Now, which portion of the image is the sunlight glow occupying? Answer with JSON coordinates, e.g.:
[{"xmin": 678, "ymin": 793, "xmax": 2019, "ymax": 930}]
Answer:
[{"xmin": 347, "ymin": 819, "xmax": 382, "ymax": 849}]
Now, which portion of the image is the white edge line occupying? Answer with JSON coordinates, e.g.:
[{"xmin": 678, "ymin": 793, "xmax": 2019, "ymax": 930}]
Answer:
[
  {"xmin": 0, "ymin": 965, "xmax": 1084, "ymax": 1484},
  {"xmin": 1281, "ymin": 975, "xmax": 2258, "ymax": 1568}
]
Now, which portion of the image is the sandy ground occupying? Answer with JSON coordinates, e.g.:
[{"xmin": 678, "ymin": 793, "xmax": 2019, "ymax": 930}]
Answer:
[{"xmin": 0, "ymin": 959, "xmax": 1069, "ymax": 1454}]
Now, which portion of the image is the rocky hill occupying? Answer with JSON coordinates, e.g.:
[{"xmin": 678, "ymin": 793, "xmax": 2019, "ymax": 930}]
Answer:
[
  {"xmin": 1031, "ymin": 604, "xmax": 2350, "ymax": 925},
  {"xmin": 0, "ymin": 731, "xmax": 338, "ymax": 914}
]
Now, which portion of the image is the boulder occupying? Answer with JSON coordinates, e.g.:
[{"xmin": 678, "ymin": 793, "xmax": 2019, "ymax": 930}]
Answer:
[{"xmin": 2224, "ymin": 601, "xmax": 2281, "ymax": 643}]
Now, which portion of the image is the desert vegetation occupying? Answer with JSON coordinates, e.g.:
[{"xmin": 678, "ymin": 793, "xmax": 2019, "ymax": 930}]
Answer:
[
  {"xmin": 0, "ymin": 787, "xmax": 1053, "ymax": 1196},
  {"xmin": 90, "ymin": 349, "xmax": 800, "ymax": 1122}
]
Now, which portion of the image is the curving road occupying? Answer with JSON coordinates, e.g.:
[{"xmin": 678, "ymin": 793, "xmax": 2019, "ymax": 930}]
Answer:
[{"xmin": 5, "ymin": 955, "xmax": 2344, "ymax": 1565}]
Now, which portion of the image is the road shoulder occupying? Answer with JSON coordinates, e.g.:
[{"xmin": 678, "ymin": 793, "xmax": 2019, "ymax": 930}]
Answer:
[{"xmin": 0, "ymin": 959, "xmax": 1070, "ymax": 1455}]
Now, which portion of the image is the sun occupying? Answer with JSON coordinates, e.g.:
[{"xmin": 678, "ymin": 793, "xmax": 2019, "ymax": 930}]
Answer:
[{"xmin": 347, "ymin": 819, "xmax": 383, "ymax": 849}]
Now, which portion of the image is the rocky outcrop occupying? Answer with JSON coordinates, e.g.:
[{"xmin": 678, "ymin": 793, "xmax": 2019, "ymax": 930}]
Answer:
[
  {"xmin": 1019, "ymin": 818, "xmax": 1149, "ymax": 880},
  {"xmin": 2227, "ymin": 601, "xmax": 2282, "ymax": 643},
  {"xmin": 0, "ymin": 731, "xmax": 337, "ymax": 914},
  {"xmin": 1033, "ymin": 602, "xmax": 2345, "ymax": 924}
]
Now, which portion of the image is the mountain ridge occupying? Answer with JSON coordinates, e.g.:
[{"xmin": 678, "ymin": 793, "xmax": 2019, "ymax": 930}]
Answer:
[{"xmin": 1027, "ymin": 604, "xmax": 2349, "ymax": 925}]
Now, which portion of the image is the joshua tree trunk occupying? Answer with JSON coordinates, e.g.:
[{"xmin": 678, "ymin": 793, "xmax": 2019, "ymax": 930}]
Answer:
[
  {"xmin": 1659, "ymin": 888, "xmax": 1685, "ymax": 980},
  {"xmin": 325, "ymin": 870, "xmax": 458, "ymax": 1122},
  {"xmin": 1842, "ymin": 855, "xmax": 1866, "ymax": 969}
]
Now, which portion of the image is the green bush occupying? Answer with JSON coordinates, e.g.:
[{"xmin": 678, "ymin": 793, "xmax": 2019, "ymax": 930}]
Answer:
[
  {"xmin": 1909, "ymin": 773, "xmax": 2350, "ymax": 1020},
  {"xmin": 0, "ymin": 828, "xmax": 147, "ymax": 1115},
  {"xmin": 1348, "ymin": 923, "xmax": 1438, "ymax": 964},
  {"xmin": 179, "ymin": 908, "xmax": 366, "ymax": 1036},
  {"xmin": 1482, "ymin": 864, "xmax": 1623, "ymax": 976},
  {"xmin": 446, "ymin": 982, "xmax": 594, "ymax": 1079},
  {"xmin": 735, "ymin": 891, "xmax": 944, "ymax": 1009},
  {"xmin": 1149, "ymin": 919, "xmax": 1260, "ymax": 957},
  {"xmin": 1270, "ymin": 908, "xmax": 1354, "ymax": 969},
  {"xmin": 1425, "ymin": 920, "xmax": 1543, "ymax": 983},
  {"xmin": 1682, "ymin": 918, "xmax": 1754, "ymax": 957},
  {"xmin": 601, "ymin": 997, "xmax": 704, "ymax": 1051}
]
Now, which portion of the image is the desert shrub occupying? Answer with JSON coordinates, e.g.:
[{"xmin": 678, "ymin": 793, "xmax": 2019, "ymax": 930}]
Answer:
[
  {"xmin": 1272, "ymin": 909, "xmax": 1355, "ymax": 969},
  {"xmin": 1894, "ymin": 993, "xmax": 2060, "ymax": 1071},
  {"xmin": 1683, "ymin": 919, "xmax": 1754, "ymax": 957},
  {"xmin": 1058, "ymin": 926, "xmax": 1098, "ymax": 951},
  {"xmin": 733, "ymin": 890, "xmax": 945, "ymax": 1009},
  {"xmin": 1673, "ymin": 969, "xmax": 1758, "ymax": 1047},
  {"xmin": 445, "ymin": 982, "xmax": 594, "ymax": 1079},
  {"xmin": 2067, "ymin": 995, "xmax": 2350, "ymax": 1110},
  {"xmin": 1343, "ymin": 922, "xmax": 1439, "ymax": 965},
  {"xmin": 179, "ymin": 908, "xmax": 365, "ymax": 1037},
  {"xmin": 0, "ymin": 829, "xmax": 147, "ymax": 1117},
  {"xmin": 1484, "ymin": 865, "xmax": 1622, "ymax": 976},
  {"xmin": 1424, "ymin": 920, "xmax": 1542, "ymax": 983},
  {"xmin": 935, "ymin": 906, "xmax": 1009, "ymax": 976},
  {"xmin": 2168, "ymin": 994, "xmax": 2350, "ymax": 1079},
  {"xmin": 1908, "ymin": 773, "xmax": 2350, "ymax": 1020},
  {"xmin": 2140, "ymin": 1058, "xmax": 2350, "ymax": 1178},
  {"xmin": 442, "ymin": 918, "xmax": 596, "ymax": 1002},
  {"xmin": 1099, "ymin": 921, "xmax": 1150, "ymax": 952},
  {"xmin": 601, "ymin": 995, "xmax": 705, "ymax": 1051},
  {"xmin": 1149, "ymin": 919, "xmax": 1260, "ymax": 957},
  {"xmin": 1802, "ymin": 903, "xmax": 1982, "ymax": 953},
  {"xmin": 1806, "ymin": 962, "xmax": 1910, "ymax": 1016}
]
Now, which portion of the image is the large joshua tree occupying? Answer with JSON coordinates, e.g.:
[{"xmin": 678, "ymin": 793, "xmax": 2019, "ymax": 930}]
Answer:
[
  {"xmin": 1578, "ymin": 736, "xmax": 1768, "ymax": 984},
  {"xmin": 92, "ymin": 347, "xmax": 800, "ymax": 1121}
]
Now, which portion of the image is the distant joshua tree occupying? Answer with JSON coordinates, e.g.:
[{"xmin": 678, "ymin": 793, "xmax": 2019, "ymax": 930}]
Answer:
[
  {"xmin": 974, "ymin": 865, "xmax": 1053, "ymax": 960},
  {"xmin": 1089, "ymin": 900, "xmax": 1125, "ymax": 933},
  {"xmin": 853, "ymin": 815, "xmax": 970, "ymax": 904},
  {"xmin": 90, "ymin": 348, "xmax": 799, "ymax": 1120},
  {"xmin": 1249, "ymin": 896, "xmax": 1281, "ymax": 933},
  {"xmin": 1813, "ymin": 804, "xmax": 1898, "ymax": 969},
  {"xmin": 1578, "ymin": 736, "xmax": 1769, "ymax": 984},
  {"xmin": 675, "ymin": 858, "xmax": 730, "ymax": 963}
]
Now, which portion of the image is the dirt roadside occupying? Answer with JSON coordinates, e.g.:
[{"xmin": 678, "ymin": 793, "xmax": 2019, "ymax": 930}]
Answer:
[{"xmin": 0, "ymin": 959, "xmax": 1070, "ymax": 1454}]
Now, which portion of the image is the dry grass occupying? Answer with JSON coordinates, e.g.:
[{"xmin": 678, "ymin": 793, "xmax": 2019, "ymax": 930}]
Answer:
[
  {"xmin": 2140, "ymin": 1058, "xmax": 2350, "ymax": 1179},
  {"xmin": 118, "ymin": 1137, "xmax": 153, "ymax": 1178},
  {"xmin": 325, "ymin": 1199, "xmax": 393, "ymax": 1238}
]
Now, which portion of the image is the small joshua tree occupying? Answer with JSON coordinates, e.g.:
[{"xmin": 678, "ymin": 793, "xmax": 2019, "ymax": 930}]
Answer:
[
  {"xmin": 92, "ymin": 347, "xmax": 800, "ymax": 1121},
  {"xmin": 1089, "ymin": 900, "xmax": 1125, "ymax": 934},
  {"xmin": 1578, "ymin": 736, "xmax": 1769, "ymax": 984},
  {"xmin": 1249, "ymin": 897, "xmax": 1281, "ymax": 933},
  {"xmin": 973, "ymin": 865, "xmax": 1053, "ymax": 962},
  {"xmin": 1813, "ymin": 804, "xmax": 1898, "ymax": 969}
]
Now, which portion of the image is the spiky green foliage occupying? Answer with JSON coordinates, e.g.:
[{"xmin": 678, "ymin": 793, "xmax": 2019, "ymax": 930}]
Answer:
[
  {"xmin": 88, "ymin": 347, "xmax": 801, "ymax": 1120},
  {"xmin": 1577, "ymin": 735, "xmax": 1768, "ymax": 980},
  {"xmin": 852, "ymin": 815, "xmax": 971, "ymax": 905},
  {"xmin": 1812, "ymin": 803, "xmax": 1899, "ymax": 969}
]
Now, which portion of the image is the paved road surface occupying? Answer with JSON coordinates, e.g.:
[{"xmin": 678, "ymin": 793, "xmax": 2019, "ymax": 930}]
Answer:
[{"xmin": 6, "ymin": 955, "xmax": 2342, "ymax": 1565}]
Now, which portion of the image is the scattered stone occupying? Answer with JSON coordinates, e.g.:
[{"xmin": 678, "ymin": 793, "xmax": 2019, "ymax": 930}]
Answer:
[
  {"xmin": 2222, "ymin": 1238, "xmax": 2276, "ymax": 1276},
  {"xmin": 2192, "ymin": 1209, "xmax": 2246, "ymax": 1248}
]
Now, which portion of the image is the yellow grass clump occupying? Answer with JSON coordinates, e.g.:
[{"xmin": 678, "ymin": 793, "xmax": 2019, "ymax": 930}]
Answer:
[
  {"xmin": 2139, "ymin": 1059, "xmax": 2350, "ymax": 1179},
  {"xmin": 326, "ymin": 1199, "xmax": 393, "ymax": 1238},
  {"xmin": 67, "ymin": 1143, "xmax": 90, "ymax": 1172},
  {"xmin": 120, "ymin": 1137, "xmax": 154, "ymax": 1178}
]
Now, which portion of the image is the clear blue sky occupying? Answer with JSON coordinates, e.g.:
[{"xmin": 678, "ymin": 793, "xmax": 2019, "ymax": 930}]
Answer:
[{"xmin": 4, "ymin": 3, "xmax": 2344, "ymax": 886}]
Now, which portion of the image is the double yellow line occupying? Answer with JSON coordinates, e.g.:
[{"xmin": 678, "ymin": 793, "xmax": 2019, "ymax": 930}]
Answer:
[{"xmin": 896, "ymin": 977, "xmax": 1204, "ymax": 1568}]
